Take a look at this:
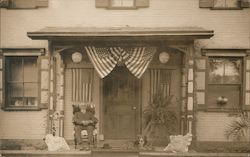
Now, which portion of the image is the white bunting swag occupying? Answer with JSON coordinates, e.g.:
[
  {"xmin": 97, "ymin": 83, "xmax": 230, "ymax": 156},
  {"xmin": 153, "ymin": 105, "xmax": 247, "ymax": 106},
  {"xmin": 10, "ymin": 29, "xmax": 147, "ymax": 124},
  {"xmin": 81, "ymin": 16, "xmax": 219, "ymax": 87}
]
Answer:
[{"xmin": 84, "ymin": 46, "xmax": 157, "ymax": 79}]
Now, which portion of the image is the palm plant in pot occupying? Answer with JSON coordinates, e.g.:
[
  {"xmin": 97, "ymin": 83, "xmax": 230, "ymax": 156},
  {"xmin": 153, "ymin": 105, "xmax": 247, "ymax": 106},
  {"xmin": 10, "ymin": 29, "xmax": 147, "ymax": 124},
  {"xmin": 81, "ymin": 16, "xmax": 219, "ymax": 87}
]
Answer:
[
  {"xmin": 225, "ymin": 109, "xmax": 250, "ymax": 142},
  {"xmin": 143, "ymin": 90, "xmax": 177, "ymax": 145}
]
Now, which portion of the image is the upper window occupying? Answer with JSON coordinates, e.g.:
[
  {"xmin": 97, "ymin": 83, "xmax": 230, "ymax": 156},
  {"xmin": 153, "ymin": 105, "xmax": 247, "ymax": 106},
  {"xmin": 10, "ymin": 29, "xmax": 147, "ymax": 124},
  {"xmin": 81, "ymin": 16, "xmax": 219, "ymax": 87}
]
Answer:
[
  {"xmin": 110, "ymin": 0, "xmax": 135, "ymax": 7},
  {"xmin": 5, "ymin": 57, "xmax": 39, "ymax": 108},
  {"xmin": 213, "ymin": 0, "xmax": 240, "ymax": 9},
  {"xmin": 199, "ymin": 0, "xmax": 250, "ymax": 9},
  {"xmin": 207, "ymin": 57, "xmax": 242, "ymax": 109},
  {"xmin": 95, "ymin": 0, "xmax": 149, "ymax": 9}
]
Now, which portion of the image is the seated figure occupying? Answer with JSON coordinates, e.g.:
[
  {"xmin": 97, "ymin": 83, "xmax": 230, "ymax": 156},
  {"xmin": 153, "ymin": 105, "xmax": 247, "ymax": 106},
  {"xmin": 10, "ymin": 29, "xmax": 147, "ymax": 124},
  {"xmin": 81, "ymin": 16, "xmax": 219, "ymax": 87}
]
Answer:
[{"xmin": 73, "ymin": 104, "xmax": 98, "ymax": 150}]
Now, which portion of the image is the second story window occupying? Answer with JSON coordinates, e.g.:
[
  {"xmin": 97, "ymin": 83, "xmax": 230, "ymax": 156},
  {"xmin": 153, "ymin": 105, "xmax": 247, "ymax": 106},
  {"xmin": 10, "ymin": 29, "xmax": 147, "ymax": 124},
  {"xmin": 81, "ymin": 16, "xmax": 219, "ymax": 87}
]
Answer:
[
  {"xmin": 96, "ymin": 0, "xmax": 149, "ymax": 9},
  {"xmin": 110, "ymin": 0, "xmax": 135, "ymax": 7},
  {"xmin": 199, "ymin": 0, "xmax": 250, "ymax": 9}
]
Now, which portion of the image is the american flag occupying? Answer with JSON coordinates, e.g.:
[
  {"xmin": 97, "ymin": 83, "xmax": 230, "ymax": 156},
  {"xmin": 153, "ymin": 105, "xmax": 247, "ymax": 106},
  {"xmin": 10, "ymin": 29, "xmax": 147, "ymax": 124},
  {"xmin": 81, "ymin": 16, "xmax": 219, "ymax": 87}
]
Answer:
[
  {"xmin": 84, "ymin": 46, "xmax": 156, "ymax": 79},
  {"xmin": 124, "ymin": 47, "xmax": 156, "ymax": 78},
  {"xmin": 84, "ymin": 46, "xmax": 123, "ymax": 78}
]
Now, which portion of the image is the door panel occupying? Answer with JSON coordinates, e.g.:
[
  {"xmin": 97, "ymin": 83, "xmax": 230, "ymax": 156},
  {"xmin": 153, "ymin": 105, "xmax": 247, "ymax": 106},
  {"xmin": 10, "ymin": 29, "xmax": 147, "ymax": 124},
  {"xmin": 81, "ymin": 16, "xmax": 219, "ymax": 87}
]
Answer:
[{"xmin": 103, "ymin": 66, "xmax": 139, "ymax": 139}]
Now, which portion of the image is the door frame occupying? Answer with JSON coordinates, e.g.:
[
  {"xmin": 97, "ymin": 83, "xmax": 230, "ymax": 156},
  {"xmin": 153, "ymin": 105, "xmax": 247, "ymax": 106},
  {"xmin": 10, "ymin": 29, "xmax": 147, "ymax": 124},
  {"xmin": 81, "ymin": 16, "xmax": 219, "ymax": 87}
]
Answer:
[{"xmin": 100, "ymin": 68, "xmax": 142, "ymax": 140}]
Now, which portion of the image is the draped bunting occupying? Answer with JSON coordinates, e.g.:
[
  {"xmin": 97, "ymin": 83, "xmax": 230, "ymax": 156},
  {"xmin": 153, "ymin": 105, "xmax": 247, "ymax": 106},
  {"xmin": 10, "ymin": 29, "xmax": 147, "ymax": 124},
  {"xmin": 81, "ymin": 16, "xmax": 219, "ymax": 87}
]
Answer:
[{"xmin": 84, "ymin": 46, "xmax": 156, "ymax": 79}]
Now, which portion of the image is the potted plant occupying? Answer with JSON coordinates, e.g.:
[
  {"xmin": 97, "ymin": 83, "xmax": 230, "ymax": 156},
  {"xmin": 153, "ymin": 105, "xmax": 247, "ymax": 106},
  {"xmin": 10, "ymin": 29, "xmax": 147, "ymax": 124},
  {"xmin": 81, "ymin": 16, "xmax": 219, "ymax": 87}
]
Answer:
[
  {"xmin": 143, "ymin": 90, "xmax": 177, "ymax": 145},
  {"xmin": 225, "ymin": 109, "xmax": 250, "ymax": 141}
]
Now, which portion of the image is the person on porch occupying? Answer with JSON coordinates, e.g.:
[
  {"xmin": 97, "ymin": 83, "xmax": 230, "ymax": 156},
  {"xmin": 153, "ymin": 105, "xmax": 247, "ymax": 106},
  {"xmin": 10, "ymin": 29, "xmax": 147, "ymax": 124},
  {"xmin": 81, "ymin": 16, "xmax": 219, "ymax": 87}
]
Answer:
[{"xmin": 73, "ymin": 105, "xmax": 98, "ymax": 150}]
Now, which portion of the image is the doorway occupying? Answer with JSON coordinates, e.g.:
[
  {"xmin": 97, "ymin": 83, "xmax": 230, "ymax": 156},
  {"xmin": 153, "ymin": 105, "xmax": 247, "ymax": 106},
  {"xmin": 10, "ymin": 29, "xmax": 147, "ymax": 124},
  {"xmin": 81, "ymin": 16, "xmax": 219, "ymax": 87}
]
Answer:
[{"xmin": 103, "ymin": 66, "xmax": 140, "ymax": 139}]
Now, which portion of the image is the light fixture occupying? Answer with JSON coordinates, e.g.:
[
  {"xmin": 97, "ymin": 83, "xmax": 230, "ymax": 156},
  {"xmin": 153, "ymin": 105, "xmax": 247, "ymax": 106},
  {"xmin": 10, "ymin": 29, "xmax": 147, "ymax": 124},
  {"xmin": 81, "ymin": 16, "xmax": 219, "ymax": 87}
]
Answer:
[
  {"xmin": 72, "ymin": 52, "xmax": 82, "ymax": 63},
  {"xmin": 159, "ymin": 52, "xmax": 170, "ymax": 64}
]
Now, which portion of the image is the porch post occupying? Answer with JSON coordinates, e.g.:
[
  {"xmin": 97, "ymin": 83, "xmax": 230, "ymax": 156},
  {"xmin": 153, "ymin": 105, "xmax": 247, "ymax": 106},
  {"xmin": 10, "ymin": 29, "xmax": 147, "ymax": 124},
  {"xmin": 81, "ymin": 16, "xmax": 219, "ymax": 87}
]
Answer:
[
  {"xmin": 186, "ymin": 45, "xmax": 195, "ymax": 135},
  {"xmin": 55, "ymin": 52, "xmax": 65, "ymax": 137},
  {"xmin": 181, "ymin": 54, "xmax": 187, "ymax": 135},
  {"xmin": 48, "ymin": 47, "xmax": 66, "ymax": 137}
]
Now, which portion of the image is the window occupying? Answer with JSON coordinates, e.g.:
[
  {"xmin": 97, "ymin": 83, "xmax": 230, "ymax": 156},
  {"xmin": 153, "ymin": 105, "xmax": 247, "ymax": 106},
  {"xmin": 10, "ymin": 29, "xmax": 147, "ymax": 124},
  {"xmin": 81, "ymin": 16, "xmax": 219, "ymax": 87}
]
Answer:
[
  {"xmin": 110, "ymin": 0, "xmax": 135, "ymax": 7},
  {"xmin": 213, "ymin": 0, "xmax": 240, "ymax": 9},
  {"xmin": 95, "ymin": 0, "xmax": 149, "ymax": 9},
  {"xmin": 0, "ymin": 0, "xmax": 48, "ymax": 9},
  {"xmin": 199, "ymin": 0, "xmax": 250, "ymax": 9},
  {"xmin": 5, "ymin": 57, "xmax": 38, "ymax": 108},
  {"xmin": 207, "ymin": 57, "xmax": 242, "ymax": 109}
]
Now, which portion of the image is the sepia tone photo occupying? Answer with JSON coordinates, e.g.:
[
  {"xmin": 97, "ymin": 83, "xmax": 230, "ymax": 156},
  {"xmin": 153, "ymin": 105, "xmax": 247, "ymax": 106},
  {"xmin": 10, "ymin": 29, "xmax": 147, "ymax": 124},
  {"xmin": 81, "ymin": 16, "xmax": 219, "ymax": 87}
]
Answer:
[{"xmin": 0, "ymin": 0, "xmax": 250, "ymax": 156}]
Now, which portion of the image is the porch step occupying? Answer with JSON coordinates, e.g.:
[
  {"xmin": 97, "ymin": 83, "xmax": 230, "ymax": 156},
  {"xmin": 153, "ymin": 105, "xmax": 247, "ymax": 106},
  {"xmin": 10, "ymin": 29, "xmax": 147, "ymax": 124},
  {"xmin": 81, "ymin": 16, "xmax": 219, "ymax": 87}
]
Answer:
[
  {"xmin": 92, "ymin": 150, "xmax": 138, "ymax": 157},
  {"xmin": 1, "ymin": 150, "xmax": 249, "ymax": 157},
  {"xmin": 0, "ymin": 150, "xmax": 91, "ymax": 157}
]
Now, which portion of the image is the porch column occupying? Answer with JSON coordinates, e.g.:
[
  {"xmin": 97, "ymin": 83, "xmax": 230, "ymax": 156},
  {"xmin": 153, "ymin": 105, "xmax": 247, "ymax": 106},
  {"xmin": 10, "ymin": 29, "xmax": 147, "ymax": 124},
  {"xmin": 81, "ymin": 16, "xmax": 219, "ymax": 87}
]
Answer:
[
  {"xmin": 181, "ymin": 54, "xmax": 187, "ymax": 135},
  {"xmin": 55, "ymin": 52, "xmax": 65, "ymax": 137},
  {"xmin": 186, "ymin": 45, "xmax": 195, "ymax": 135},
  {"xmin": 49, "ymin": 47, "xmax": 66, "ymax": 137}
]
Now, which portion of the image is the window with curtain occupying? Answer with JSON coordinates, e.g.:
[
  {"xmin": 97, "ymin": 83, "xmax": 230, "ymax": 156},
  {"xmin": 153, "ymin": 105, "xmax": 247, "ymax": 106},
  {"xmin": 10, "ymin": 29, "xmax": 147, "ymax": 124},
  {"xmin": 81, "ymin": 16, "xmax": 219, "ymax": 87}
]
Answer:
[
  {"xmin": 207, "ymin": 57, "xmax": 242, "ymax": 109},
  {"xmin": 5, "ymin": 56, "xmax": 38, "ymax": 108}
]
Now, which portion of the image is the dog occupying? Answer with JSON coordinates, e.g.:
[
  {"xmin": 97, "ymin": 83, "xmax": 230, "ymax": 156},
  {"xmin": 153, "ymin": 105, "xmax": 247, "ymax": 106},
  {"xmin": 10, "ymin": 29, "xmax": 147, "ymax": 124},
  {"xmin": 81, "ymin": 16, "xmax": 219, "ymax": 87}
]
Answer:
[
  {"xmin": 44, "ymin": 134, "xmax": 70, "ymax": 151},
  {"xmin": 134, "ymin": 135, "xmax": 148, "ymax": 150}
]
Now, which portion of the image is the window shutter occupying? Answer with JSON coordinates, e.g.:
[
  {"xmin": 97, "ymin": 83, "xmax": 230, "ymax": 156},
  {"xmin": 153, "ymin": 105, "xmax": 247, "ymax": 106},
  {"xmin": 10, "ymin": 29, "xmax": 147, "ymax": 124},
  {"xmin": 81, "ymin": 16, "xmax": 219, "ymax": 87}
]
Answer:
[
  {"xmin": 95, "ymin": 0, "xmax": 109, "ymax": 8},
  {"xmin": 241, "ymin": 0, "xmax": 250, "ymax": 8},
  {"xmin": 0, "ymin": 56, "xmax": 3, "ymax": 109},
  {"xmin": 194, "ymin": 57, "xmax": 207, "ymax": 110},
  {"xmin": 244, "ymin": 56, "xmax": 250, "ymax": 110},
  {"xmin": 199, "ymin": 0, "xmax": 214, "ymax": 8},
  {"xmin": 135, "ymin": 0, "xmax": 149, "ymax": 8},
  {"xmin": 40, "ymin": 56, "xmax": 50, "ymax": 109}
]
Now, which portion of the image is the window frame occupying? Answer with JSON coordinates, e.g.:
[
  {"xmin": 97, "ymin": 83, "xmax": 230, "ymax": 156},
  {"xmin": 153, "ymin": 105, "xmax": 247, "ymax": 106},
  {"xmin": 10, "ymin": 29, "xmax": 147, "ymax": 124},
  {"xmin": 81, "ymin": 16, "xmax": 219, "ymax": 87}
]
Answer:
[
  {"xmin": 96, "ymin": 0, "xmax": 149, "ymax": 10},
  {"xmin": 5, "ymin": 56, "xmax": 39, "ymax": 110},
  {"xmin": 109, "ymin": 0, "xmax": 136, "ymax": 9},
  {"xmin": 206, "ymin": 56, "xmax": 243, "ymax": 110},
  {"xmin": 199, "ymin": 0, "xmax": 249, "ymax": 10},
  {"xmin": 201, "ymin": 49, "xmax": 249, "ymax": 112},
  {"xmin": 1, "ymin": 48, "xmax": 45, "ymax": 111}
]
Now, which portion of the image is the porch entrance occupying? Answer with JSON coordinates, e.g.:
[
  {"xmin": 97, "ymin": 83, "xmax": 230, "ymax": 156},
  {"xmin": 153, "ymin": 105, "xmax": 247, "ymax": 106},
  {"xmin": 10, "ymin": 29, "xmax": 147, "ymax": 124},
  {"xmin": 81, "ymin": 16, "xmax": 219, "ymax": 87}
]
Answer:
[{"xmin": 103, "ymin": 66, "xmax": 140, "ymax": 139}]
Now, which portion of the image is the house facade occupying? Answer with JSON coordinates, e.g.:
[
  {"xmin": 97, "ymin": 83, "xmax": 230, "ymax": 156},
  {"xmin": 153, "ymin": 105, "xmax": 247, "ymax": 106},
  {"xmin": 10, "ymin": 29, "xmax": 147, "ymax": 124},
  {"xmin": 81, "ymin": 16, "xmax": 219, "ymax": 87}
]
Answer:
[{"xmin": 0, "ymin": 0, "xmax": 250, "ymax": 151}]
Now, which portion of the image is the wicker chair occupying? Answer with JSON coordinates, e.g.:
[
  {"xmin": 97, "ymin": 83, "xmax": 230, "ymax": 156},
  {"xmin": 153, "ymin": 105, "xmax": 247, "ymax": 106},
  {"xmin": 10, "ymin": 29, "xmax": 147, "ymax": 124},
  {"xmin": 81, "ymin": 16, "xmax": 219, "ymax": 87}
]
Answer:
[{"xmin": 72, "ymin": 105, "xmax": 98, "ymax": 149}]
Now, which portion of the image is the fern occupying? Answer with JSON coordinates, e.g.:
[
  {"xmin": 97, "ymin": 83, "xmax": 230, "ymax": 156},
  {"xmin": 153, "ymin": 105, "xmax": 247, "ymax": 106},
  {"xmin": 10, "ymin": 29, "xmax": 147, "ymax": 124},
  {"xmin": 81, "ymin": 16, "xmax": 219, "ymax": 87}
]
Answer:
[
  {"xmin": 143, "ymin": 90, "xmax": 177, "ymax": 139},
  {"xmin": 225, "ymin": 113, "xmax": 250, "ymax": 141}
]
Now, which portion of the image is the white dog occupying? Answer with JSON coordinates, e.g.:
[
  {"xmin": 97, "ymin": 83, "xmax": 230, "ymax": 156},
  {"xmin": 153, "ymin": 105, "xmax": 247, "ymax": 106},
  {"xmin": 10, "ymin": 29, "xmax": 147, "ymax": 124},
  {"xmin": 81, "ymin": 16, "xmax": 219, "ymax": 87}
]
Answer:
[
  {"xmin": 44, "ymin": 134, "xmax": 70, "ymax": 151},
  {"xmin": 164, "ymin": 133, "xmax": 192, "ymax": 153}
]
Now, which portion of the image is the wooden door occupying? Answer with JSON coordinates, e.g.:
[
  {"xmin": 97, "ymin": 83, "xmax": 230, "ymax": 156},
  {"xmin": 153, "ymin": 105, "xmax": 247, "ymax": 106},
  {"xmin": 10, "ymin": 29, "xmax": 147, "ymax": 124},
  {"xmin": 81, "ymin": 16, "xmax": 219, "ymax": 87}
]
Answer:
[{"xmin": 103, "ymin": 66, "xmax": 140, "ymax": 139}]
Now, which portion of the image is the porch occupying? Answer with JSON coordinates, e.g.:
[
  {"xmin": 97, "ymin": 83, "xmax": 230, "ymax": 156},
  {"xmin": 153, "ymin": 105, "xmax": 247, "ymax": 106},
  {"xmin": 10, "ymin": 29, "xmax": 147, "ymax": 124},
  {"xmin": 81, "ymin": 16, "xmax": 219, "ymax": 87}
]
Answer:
[{"xmin": 27, "ymin": 27, "xmax": 214, "ymax": 142}]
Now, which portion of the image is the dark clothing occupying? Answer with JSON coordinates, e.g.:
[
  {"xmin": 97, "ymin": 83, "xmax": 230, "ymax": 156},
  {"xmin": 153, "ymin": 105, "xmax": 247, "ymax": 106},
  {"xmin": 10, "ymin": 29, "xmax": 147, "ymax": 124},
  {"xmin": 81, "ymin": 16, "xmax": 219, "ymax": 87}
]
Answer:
[{"xmin": 73, "ymin": 111, "xmax": 98, "ymax": 145}]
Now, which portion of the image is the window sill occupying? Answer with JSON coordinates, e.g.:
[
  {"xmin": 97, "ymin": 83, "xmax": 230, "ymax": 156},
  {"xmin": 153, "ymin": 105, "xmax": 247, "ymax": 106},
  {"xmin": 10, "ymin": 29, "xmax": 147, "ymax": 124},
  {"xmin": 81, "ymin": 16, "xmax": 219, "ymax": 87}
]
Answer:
[
  {"xmin": 2, "ymin": 106, "xmax": 42, "ymax": 111},
  {"xmin": 210, "ymin": 7, "xmax": 242, "ymax": 10},
  {"xmin": 197, "ymin": 107, "xmax": 241, "ymax": 113}
]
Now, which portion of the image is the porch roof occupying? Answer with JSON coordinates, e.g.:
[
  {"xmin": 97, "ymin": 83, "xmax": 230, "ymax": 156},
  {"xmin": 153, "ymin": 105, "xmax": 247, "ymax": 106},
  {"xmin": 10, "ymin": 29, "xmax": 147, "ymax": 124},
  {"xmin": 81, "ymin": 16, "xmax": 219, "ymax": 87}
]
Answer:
[{"xmin": 27, "ymin": 27, "xmax": 214, "ymax": 40}]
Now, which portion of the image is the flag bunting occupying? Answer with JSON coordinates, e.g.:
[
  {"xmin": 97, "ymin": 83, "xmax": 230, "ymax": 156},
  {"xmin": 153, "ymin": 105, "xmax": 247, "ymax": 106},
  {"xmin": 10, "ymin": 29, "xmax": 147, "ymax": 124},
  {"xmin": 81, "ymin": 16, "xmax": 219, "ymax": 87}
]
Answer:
[{"xmin": 84, "ymin": 46, "xmax": 157, "ymax": 79}]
